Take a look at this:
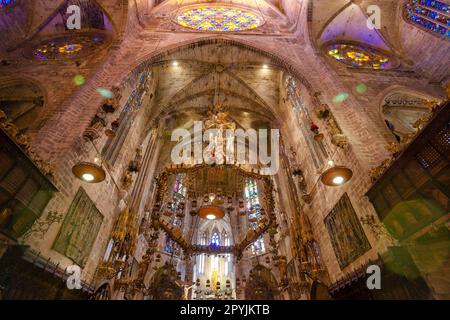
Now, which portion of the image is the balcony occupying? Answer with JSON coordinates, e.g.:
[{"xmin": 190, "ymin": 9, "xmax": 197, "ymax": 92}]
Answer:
[
  {"xmin": 0, "ymin": 128, "xmax": 58, "ymax": 241},
  {"xmin": 366, "ymin": 103, "xmax": 449, "ymax": 241}
]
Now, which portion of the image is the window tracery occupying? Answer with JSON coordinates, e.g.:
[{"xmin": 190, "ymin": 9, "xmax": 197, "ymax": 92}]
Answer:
[{"xmin": 404, "ymin": 0, "xmax": 450, "ymax": 39}]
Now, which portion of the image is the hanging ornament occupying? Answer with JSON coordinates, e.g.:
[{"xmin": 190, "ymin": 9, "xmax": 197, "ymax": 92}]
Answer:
[
  {"xmin": 163, "ymin": 210, "xmax": 172, "ymax": 217},
  {"xmin": 105, "ymin": 125, "xmax": 116, "ymax": 138},
  {"xmin": 111, "ymin": 118, "xmax": 120, "ymax": 131},
  {"xmin": 248, "ymin": 216, "xmax": 258, "ymax": 223},
  {"xmin": 310, "ymin": 122, "xmax": 324, "ymax": 141},
  {"xmin": 176, "ymin": 209, "xmax": 185, "ymax": 218}
]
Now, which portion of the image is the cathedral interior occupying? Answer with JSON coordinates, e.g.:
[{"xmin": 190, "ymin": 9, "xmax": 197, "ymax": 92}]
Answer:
[{"xmin": 0, "ymin": 0, "xmax": 449, "ymax": 301}]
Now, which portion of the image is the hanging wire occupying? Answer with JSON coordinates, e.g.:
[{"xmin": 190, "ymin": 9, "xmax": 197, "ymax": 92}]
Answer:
[{"xmin": 88, "ymin": 139, "xmax": 122, "ymax": 192}]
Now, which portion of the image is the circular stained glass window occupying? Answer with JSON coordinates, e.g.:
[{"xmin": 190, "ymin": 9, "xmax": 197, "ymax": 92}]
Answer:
[
  {"xmin": 175, "ymin": 6, "xmax": 263, "ymax": 32},
  {"xmin": 326, "ymin": 43, "xmax": 394, "ymax": 70},
  {"xmin": 31, "ymin": 33, "xmax": 108, "ymax": 60}
]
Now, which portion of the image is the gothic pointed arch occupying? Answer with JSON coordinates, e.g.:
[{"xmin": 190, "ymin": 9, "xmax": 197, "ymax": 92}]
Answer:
[
  {"xmin": 0, "ymin": 77, "xmax": 46, "ymax": 136},
  {"xmin": 245, "ymin": 265, "xmax": 279, "ymax": 300},
  {"xmin": 22, "ymin": 0, "xmax": 115, "ymax": 60}
]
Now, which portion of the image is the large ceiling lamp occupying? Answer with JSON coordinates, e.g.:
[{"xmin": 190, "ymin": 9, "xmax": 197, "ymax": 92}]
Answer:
[
  {"xmin": 320, "ymin": 161, "xmax": 352, "ymax": 187},
  {"xmin": 72, "ymin": 139, "xmax": 106, "ymax": 183},
  {"xmin": 198, "ymin": 205, "xmax": 225, "ymax": 220},
  {"xmin": 72, "ymin": 161, "xmax": 106, "ymax": 183}
]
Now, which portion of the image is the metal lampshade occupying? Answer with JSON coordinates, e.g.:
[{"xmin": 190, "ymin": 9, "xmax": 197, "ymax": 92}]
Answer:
[
  {"xmin": 72, "ymin": 161, "xmax": 106, "ymax": 183},
  {"xmin": 320, "ymin": 165, "xmax": 353, "ymax": 187},
  {"xmin": 198, "ymin": 205, "xmax": 225, "ymax": 220}
]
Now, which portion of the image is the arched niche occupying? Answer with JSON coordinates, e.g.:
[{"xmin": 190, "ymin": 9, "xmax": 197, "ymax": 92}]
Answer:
[
  {"xmin": 0, "ymin": 78, "xmax": 45, "ymax": 135},
  {"xmin": 245, "ymin": 265, "xmax": 279, "ymax": 300},
  {"xmin": 310, "ymin": 280, "xmax": 332, "ymax": 300},
  {"xmin": 23, "ymin": 0, "xmax": 115, "ymax": 61},
  {"xmin": 90, "ymin": 282, "xmax": 112, "ymax": 300},
  {"xmin": 147, "ymin": 263, "xmax": 184, "ymax": 300},
  {"xmin": 381, "ymin": 90, "xmax": 439, "ymax": 142}
]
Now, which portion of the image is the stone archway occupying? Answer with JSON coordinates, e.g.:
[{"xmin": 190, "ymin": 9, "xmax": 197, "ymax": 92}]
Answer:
[
  {"xmin": 0, "ymin": 77, "xmax": 46, "ymax": 136},
  {"xmin": 245, "ymin": 265, "xmax": 279, "ymax": 300},
  {"xmin": 90, "ymin": 282, "xmax": 112, "ymax": 300},
  {"xmin": 147, "ymin": 263, "xmax": 184, "ymax": 300},
  {"xmin": 310, "ymin": 280, "xmax": 332, "ymax": 300}
]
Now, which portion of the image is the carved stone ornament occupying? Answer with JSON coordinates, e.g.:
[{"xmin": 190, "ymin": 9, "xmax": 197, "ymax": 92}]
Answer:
[
  {"xmin": 83, "ymin": 109, "xmax": 108, "ymax": 141},
  {"xmin": 0, "ymin": 109, "xmax": 56, "ymax": 178},
  {"xmin": 316, "ymin": 104, "xmax": 348, "ymax": 148}
]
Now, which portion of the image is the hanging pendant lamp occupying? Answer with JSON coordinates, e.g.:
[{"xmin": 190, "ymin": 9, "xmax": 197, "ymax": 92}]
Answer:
[
  {"xmin": 72, "ymin": 139, "xmax": 106, "ymax": 183},
  {"xmin": 320, "ymin": 161, "xmax": 353, "ymax": 187},
  {"xmin": 72, "ymin": 161, "xmax": 106, "ymax": 183}
]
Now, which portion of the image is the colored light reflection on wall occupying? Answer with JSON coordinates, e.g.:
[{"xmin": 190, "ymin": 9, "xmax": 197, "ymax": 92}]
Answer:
[
  {"xmin": 96, "ymin": 88, "xmax": 114, "ymax": 99},
  {"xmin": 73, "ymin": 75, "xmax": 85, "ymax": 86},
  {"xmin": 333, "ymin": 92, "xmax": 349, "ymax": 103},
  {"xmin": 356, "ymin": 83, "xmax": 368, "ymax": 94}
]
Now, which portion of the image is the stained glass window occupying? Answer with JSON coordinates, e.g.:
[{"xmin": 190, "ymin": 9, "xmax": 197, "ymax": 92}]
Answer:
[
  {"xmin": 312, "ymin": 240, "xmax": 322, "ymax": 264},
  {"xmin": 0, "ymin": 0, "xmax": 15, "ymax": 8},
  {"xmin": 222, "ymin": 231, "xmax": 230, "ymax": 246},
  {"xmin": 164, "ymin": 174, "xmax": 186, "ymax": 254},
  {"xmin": 173, "ymin": 174, "xmax": 186, "ymax": 198},
  {"xmin": 404, "ymin": 0, "xmax": 450, "ymax": 39},
  {"xmin": 211, "ymin": 232, "xmax": 220, "ymax": 247},
  {"xmin": 286, "ymin": 77, "xmax": 328, "ymax": 169},
  {"xmin": 175, "ymin": 6, "xmax": 263, "ymax": 32},
  {"xmin": 102, "ymin": 70, "xmax": 152, "ymax": 163},
  {"xmin": 326, "ymin": 43, "xmax": 393, "ymax": 70},
  {"xmin": 244, "ymin": 180, "xmax": 265, "ymax": 256},
  {"xmin": 32, "ymin": 34, "xmax": 107, "ymax": 60},
  {"xmin": 198, "ymin": 253, "xmax": 206, "ymax": 274},
  {"xmin": 197, "ymin": 232, "xmax": 207, "ymax": 274},
  {"xmin": 164, "ymin": 233, "xmax": 175, "ymax": 254}
]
